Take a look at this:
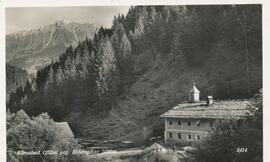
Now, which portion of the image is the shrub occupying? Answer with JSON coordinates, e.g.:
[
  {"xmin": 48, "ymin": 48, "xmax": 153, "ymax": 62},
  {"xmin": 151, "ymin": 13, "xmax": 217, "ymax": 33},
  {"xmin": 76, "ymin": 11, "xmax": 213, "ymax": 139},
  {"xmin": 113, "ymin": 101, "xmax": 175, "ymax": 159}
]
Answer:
[{"xmin": 7, "ymin": 110, "xmax": 82, "ymax": 162}]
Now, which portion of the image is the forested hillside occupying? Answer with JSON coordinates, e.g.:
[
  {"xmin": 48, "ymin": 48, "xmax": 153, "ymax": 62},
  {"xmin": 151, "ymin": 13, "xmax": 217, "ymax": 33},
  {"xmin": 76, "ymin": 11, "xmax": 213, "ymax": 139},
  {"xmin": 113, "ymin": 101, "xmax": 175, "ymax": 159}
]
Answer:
[
  {"xmin": 7, "ymin": 5, "xmax": 262, "ymax": 142},
  {"xmin": 6, "ymin": 64, "xmax": 28, "ymax": 99}
]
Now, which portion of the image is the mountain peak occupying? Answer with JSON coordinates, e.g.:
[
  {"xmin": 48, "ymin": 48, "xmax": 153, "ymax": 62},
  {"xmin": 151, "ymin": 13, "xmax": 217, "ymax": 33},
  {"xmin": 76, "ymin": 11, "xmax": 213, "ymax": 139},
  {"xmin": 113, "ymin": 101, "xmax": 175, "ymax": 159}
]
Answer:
[
  {"xmin": 8, "ymin": 20, "xmax": 95, "ymax": 37},
  {"xmin": 54, "ymin": 19, "xmax": 72, "ymax": 26},
  {"xmin": 6, "ymin": 21, "xmax": 97, "ymax": 73}
]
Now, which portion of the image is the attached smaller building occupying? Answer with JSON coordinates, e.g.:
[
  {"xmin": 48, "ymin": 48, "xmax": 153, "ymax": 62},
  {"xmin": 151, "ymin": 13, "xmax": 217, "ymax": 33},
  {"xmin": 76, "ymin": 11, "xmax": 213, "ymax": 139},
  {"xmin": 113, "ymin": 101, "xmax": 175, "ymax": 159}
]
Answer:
[
  {"xmin": 55, "ymin": 122, "xmax": 74, "ymax": 139},
  {"xmin": 160, "ymin": 83, "xmax": 251, "ymax": 145}
]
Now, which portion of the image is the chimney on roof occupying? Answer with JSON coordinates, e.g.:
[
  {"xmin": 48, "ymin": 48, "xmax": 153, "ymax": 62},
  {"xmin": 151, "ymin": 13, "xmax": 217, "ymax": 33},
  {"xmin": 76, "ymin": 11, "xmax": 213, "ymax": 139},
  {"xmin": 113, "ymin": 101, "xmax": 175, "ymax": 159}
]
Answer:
[
  {"xmin": 189, "ymin": 82, "xmax": 200, "ymax": 102},
  {"xmin": 206, "ymin": 96, "xmax": 213, "ymax": 106}
]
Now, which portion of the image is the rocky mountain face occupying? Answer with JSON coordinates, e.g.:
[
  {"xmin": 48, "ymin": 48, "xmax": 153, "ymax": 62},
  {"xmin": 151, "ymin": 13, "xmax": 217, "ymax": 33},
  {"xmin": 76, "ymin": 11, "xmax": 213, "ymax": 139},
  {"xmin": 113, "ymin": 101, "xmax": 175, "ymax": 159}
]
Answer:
[{"xmin": 6, "ymin": 20, "xmax": 96, "ymax": 73}]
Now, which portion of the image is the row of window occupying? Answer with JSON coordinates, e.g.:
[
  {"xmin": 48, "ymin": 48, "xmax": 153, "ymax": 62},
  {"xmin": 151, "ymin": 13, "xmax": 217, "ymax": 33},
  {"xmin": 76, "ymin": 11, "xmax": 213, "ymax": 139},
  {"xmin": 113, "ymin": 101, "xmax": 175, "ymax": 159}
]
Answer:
[
  {"xmin": 168, "ymin": 132, "xmax": 201, "ymax": 140},
  {"xmin": 168, "ymin": 120, "xmax": 214, "ymax": 127}
]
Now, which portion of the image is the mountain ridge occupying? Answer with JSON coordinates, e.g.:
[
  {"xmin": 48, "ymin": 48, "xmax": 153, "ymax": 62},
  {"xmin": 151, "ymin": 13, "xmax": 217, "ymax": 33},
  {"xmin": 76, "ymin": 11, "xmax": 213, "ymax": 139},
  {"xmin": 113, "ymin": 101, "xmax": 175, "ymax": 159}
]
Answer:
[{"xmin": 6, "ymin": 20, "xmax": 97, "ymax": 73}]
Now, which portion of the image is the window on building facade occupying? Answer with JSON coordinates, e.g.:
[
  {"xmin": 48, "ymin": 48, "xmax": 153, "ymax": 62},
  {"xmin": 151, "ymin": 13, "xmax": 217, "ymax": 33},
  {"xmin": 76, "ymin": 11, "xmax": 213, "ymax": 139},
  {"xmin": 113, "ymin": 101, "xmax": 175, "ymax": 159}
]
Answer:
[
  {"xmin": 197, "ymin": 135, "xmax": 201, "ymax": 140},
  {"xmin": 188, "ymin": 121, "xmax": 191, "ymax": 126},
  {"xmin": 188, "ymin": 134, "xmax": 191, "ymax": 139},
  {"xmin": 178, "ymin": 133, "xmax": 181, "ymax": 139},
  {"xmin": 178, "ymin": 120, "xmax": 181, "ymax": 125},
  {"xmin": 169, "ymin": 120, "xmax": 172, "ymax": 125},
  {"xmin": 169, "ymin": 132, "xmax": 172, "ymax": 138}
]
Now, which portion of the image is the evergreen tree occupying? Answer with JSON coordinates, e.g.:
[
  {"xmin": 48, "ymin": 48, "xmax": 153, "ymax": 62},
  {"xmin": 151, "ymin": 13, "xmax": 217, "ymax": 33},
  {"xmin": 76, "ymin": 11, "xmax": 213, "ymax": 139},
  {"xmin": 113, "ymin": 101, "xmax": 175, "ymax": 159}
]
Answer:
[
  {"xmin": 93, "ymin": 35, "xmax": 119, "ymax": 100},
  {"xmin": 112, "ymin": 21, "xmax": 133, "ymax": 93}
]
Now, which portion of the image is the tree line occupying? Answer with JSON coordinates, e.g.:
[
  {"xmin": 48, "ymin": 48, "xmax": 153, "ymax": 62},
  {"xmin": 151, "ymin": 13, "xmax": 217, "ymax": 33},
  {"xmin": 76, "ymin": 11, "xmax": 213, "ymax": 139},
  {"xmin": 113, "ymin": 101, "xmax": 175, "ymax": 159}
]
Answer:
[{"xmin": 8, "ymin": 5, "xmax": 262, "ymax": 122}]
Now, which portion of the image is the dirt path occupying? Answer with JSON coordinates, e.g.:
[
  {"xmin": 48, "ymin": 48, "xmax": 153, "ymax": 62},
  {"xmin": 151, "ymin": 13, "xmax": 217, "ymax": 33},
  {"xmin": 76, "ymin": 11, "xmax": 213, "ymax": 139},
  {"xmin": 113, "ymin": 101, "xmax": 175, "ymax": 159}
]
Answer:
[
  {"xmin": 96, "ymin": 149, "xmax": 142, "ymax": 157},
  {"xmin": 109, "ymin": 110, "xmax": 141, "ymax": 127},
  {"xmin": 109, "ymin": 110, "xmax": 151, "ymax": 141},
  {"xmin": 82, "ymin": 148, "xmax": 143, "ymax": 161},
  {"xmin": 109, "ymin": 111, "xmax": 129, "ymax": 126}
]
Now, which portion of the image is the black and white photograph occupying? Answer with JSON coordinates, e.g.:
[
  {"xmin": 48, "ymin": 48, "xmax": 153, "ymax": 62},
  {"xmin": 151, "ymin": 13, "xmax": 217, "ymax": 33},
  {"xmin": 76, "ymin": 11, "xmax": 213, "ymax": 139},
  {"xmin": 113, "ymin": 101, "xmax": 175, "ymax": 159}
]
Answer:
[{"xmin": 4, "ymin": 2, "xmax": 265, "ymax": 162}]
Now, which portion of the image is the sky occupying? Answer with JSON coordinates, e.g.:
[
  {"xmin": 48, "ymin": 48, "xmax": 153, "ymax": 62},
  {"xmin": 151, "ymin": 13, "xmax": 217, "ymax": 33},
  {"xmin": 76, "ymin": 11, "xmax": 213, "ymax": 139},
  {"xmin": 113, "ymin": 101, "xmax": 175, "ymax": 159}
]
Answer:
[{"xmin": 6, "ymin": 6, "xmax": 130, "ymax": 34}]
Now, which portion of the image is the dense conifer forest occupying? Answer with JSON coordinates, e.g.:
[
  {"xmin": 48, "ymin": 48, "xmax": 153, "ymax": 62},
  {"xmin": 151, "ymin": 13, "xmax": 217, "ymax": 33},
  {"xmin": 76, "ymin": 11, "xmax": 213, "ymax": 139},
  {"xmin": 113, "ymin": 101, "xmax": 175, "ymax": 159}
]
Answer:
[
  {"xmin": 6, "ymin": 64, "xmax": 28, "ymax": 98},
  {"xmin": 7, "ymin": 5, "xmax": 261, "ymax": 136}
]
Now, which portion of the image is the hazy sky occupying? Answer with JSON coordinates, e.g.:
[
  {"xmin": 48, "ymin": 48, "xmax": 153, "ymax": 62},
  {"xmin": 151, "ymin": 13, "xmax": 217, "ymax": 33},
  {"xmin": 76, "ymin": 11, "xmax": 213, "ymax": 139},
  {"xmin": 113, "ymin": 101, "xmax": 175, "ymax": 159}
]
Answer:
[{"xmin": 6, "ymin": 6, "xmax": 130, "ymax": 34}]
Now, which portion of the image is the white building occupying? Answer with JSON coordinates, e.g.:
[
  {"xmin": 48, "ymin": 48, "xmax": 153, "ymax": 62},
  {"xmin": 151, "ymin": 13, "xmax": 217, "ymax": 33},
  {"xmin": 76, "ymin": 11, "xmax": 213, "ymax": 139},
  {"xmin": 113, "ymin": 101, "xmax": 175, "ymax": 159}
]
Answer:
[{"xmin": 160, "ymin": 83, "xmax": 251, "ymax": 145}]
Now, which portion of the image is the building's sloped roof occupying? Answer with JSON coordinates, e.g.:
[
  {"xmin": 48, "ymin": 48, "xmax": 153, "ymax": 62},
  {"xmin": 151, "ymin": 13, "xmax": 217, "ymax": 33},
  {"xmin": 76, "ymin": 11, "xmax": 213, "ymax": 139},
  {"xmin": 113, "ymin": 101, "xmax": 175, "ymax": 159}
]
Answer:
[
  {"xmin": 55, "ymin": 122, "xmax": 74, "ymax": 138},
  {"xmin": 160, "ymin": 100, "xmax": 251, "ymax": 119}
]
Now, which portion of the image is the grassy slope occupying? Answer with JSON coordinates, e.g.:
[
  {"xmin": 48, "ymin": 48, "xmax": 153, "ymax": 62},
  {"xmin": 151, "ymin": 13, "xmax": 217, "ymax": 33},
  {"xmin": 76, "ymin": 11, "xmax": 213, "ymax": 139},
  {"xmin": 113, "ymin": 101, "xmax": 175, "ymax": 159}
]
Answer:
[
  {"xmin": 83, "ymin": 143, "xmax": 190, "ymax": 162},
  {"xmin": 68, "ymin": 50, "xmax": 212, "ymax": 143}
]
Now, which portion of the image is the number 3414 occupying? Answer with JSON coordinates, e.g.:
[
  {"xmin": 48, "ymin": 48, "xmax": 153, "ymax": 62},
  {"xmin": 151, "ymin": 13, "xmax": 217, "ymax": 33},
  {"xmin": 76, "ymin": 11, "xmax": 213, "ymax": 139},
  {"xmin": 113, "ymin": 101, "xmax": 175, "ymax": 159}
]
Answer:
[{"xmin": 236, "ymin": 147, "xmax": 248, "ymax": 153}]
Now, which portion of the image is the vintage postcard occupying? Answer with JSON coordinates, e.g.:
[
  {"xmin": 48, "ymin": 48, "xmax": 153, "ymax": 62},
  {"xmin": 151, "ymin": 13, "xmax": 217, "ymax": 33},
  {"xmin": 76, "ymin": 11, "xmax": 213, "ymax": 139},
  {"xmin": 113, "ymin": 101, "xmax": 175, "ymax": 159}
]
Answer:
[{"xmin": 2, "ymin": 1, "xmax": 266, "ymax": 162}]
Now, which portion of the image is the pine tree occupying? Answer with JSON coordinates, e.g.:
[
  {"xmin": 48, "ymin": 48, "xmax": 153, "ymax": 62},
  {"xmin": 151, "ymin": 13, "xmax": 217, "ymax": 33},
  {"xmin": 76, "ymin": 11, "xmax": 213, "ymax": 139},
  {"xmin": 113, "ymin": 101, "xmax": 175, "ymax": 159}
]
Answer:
[
  {"xmin": 112, "ymin": 21, "xmax": 133, "ymax": 93},
  {"xmin": 93, "ymin": 35, "xmax": 119, "ymax": 99}
]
